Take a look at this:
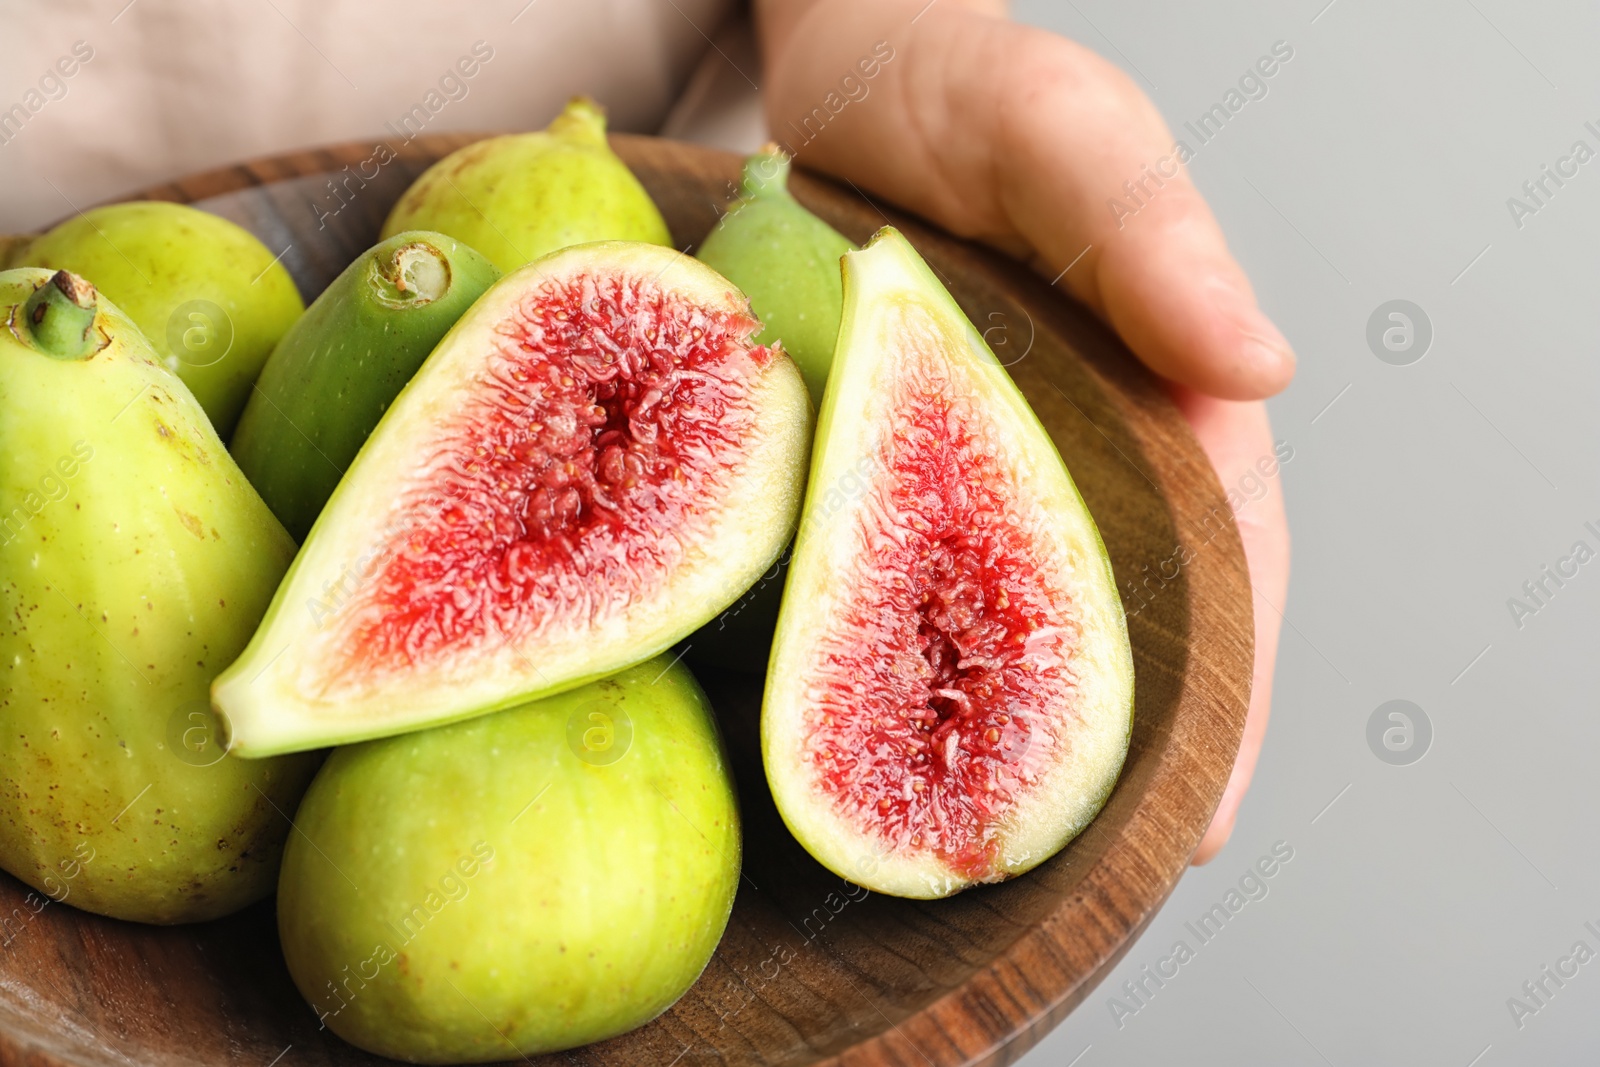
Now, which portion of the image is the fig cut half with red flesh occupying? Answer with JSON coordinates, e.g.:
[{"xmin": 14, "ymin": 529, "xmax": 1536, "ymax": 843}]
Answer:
[
  {"xmin": 215, "ymin": 242, "xmax": 811, "ymax": 756},
  {"xmin": 762, "ymin": 228, "xmax": 1134, "ymax": 899}
]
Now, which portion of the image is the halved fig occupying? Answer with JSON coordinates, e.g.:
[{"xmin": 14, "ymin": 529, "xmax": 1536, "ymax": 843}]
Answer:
[
  {"xmin": 763, "ymin": 229, "xmax": 1134, "ymax": 899},
  {"xmin": 215, "ymin": 242, "xmax": 811, "ymax": 756}
]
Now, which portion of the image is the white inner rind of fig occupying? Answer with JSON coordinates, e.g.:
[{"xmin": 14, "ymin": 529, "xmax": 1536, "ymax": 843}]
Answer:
[
  {"xmin": 217, "ymin": 243, "xmax": 810, "ymax": 755},
  {"xmin": 763, "ymin": 232, "xmax": 1133, "ymax": 900}
]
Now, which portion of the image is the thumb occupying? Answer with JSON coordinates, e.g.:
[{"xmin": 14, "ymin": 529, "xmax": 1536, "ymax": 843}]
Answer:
[
  {"xmin": 986, "ymin": 34, "xmax": 1296, "ymax": 399},
  {"xmin": 764, "ymin": 4, "xmax": 1296, "ymax": 399},
  {"xmin": 1087, "ymin": 182, "xmax": 1297, "ymax": 401}
]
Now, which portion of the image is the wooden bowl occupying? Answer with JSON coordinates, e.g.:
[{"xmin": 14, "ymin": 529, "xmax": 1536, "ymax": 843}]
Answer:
[{"xmin": 0, "ymin": 136, "xmax": 1251, "ymax": 1067}]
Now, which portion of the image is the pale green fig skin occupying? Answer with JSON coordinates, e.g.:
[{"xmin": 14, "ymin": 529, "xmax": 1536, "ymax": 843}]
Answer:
[
  {"xmin": 230, "ymin": 231, "xmax": 502, "ymax": 541},
  {"xmin": 277, "ymin": 656, "xmax": 740, "ymax": 1063},
  {"xmin": 762, "ymin": 229, "xmax": 1135, "ymax": 900},
  {"xmin": 215, "ymin": 241, "xmax": 811, "ymax": 758},
  {"xmin": 380, "ymin": 97, "xmax": 672, "ymax": 273},
  {"xmin": 0, "ymin": 268, "xmax": 319, "ymax": 924},
  {"xmin": 17, "ymin": 202, "xmax": 305, "ymax": 437},
  {"xmin": 696, "ymin": 147, "xmax": 856, "ymax": 407}
]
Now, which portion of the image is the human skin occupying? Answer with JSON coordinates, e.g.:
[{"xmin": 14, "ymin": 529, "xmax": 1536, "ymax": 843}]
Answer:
[{"xmin": 757, "ymin": 0, "xmax": 1294, "ymax": 863}]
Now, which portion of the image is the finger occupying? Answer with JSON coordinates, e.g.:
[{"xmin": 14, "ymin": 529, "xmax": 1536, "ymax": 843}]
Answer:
[
  {"xmin": 986, "ymin": 34, "xmax": 1297, "ymax": 400},
  {"xmin": 1089, "ymin": 185, "xmax": 1297, "ymax": 402},
  {"xmin": 1164, "ymin": 392, "xmax": 1289, "ymax": 864},
  {"xmin": 760, "ymin": 2, "xmax": 1295, "ymax": 399}
]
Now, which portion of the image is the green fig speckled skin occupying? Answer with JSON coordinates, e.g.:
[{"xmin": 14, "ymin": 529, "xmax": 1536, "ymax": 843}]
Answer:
[
  {"xmin": 277, "ymin": 656, "xmax": 739, "ymax": 1063},
  {"xmin": 696, "ymin": 146, "xmax": 856, "ymax": 407},
  {"xmin": 230, "ymin": 231, "xmax": 501, "ymax": 541},
  {"xmin": 17, "ymin": 201, "xmax": 305, "ymax": 437},
  {"xmin": 0, "ymin": 268, "xmax": 318, "ymax": 924},
  {"xmin": 380, "ymin": 97, "xmax": 672, "ymax": 273}
]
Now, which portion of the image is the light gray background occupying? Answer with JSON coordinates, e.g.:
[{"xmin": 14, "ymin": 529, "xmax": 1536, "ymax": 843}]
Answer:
[{"xmin": 1009, "ymin": 1, "xmax": 1599, "ymax": 1065}]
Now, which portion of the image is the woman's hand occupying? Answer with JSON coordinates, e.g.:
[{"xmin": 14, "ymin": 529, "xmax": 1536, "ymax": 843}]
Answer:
[{"xmin": 757, "ymin": 0, "xmax": 1294, "ymax": 863}]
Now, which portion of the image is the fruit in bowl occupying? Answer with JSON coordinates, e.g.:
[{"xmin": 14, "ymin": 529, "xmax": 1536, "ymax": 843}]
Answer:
[
  {"xmin": 380, "ymin": 97, "xmax": 672, "ymax": 273},
  {"xmin": 213, "ymin": 240, "xmax": 812, "ymax": 755},
  {"xmin": 762, "ymin": 229, "xmax": 1134, "ymax": 899},
  {"xmin": 697, "ymin": 144, "xmax": 856, "ymax": 407},
  {"xmin": 277, "ymin": 655, "xmax": 739, "ymax": 1062},
  {"xmin": 12, "ymin": 202, "xmax": 305, "ymax": 437},
  {"xmin": 0, "ymin": 268, "xmax": 317, "ymax": 924}
]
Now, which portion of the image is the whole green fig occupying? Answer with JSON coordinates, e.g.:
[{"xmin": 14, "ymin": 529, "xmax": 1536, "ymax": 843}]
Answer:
[
  {"xmin": 696, "ymin": 145, "xmax": 856, "ymax": 406},
  {"xmin": 230, "ymin": 231, "xmax": 501, "ymax": 540},
  {"xmin": 277, "ymin": 656, "xmax": 739, "ymax": 1062},
  {"xmin": 0, "ymin": 268, "xmax": 318, "ymax": 924},
  {"xmin": 17, "ymin": 201, "xmax": 305, "ymax": 436},
  {"xmin": 380, "ymin": 97, "xmax": 671, "ymax": 273},
  {"xmin": 689, "ymin": 147, "xmax": 856, "ymax": 675}
]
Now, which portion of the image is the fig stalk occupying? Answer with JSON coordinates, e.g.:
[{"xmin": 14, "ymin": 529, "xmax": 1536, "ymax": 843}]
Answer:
[
  {"xmin": 373, "ymin": 240, "xmax": 451, "ymax": 307},
  {"xmin": 17, "ymin": 270, "xmax": 100, "ymax": 360},
  {"xmin": 738, "ymin": 143, "xmax": 792, "ymax": 199},
  {"xmin": 544, "ymin": 94, "xmax": 607, "ymax": 144}
]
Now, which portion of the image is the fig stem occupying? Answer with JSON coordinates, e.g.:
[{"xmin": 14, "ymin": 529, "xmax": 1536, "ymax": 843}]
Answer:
[
  {"xmin": 741, "ymin": 144, "xmax": 793, "ymax": 200},
  {"xmin": 372, "ymin": 242, "xmax": 452, "ymax": 308},
  {"xmin": 548, "ymin": 96, "xmax": 607, "ymax": 145},
  {"xmin": 18, "ymin": 270, "xmax": 100, "ymax": 361}
]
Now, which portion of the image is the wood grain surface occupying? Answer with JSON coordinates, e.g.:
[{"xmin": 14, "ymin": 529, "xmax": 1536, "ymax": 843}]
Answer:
[{"xmin": 0, "ymin": 134, "xmax": 1252, "ymax": 1067}]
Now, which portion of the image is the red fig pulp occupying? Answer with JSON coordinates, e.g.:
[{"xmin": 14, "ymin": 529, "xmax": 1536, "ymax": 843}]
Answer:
[
  {"xmin": 216, "ymin": 243, "xmax": 811, "ymax": 756},
  {"xmin": 763, "ymin": 229, "xmax": 1133, "ymax": 899}
]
